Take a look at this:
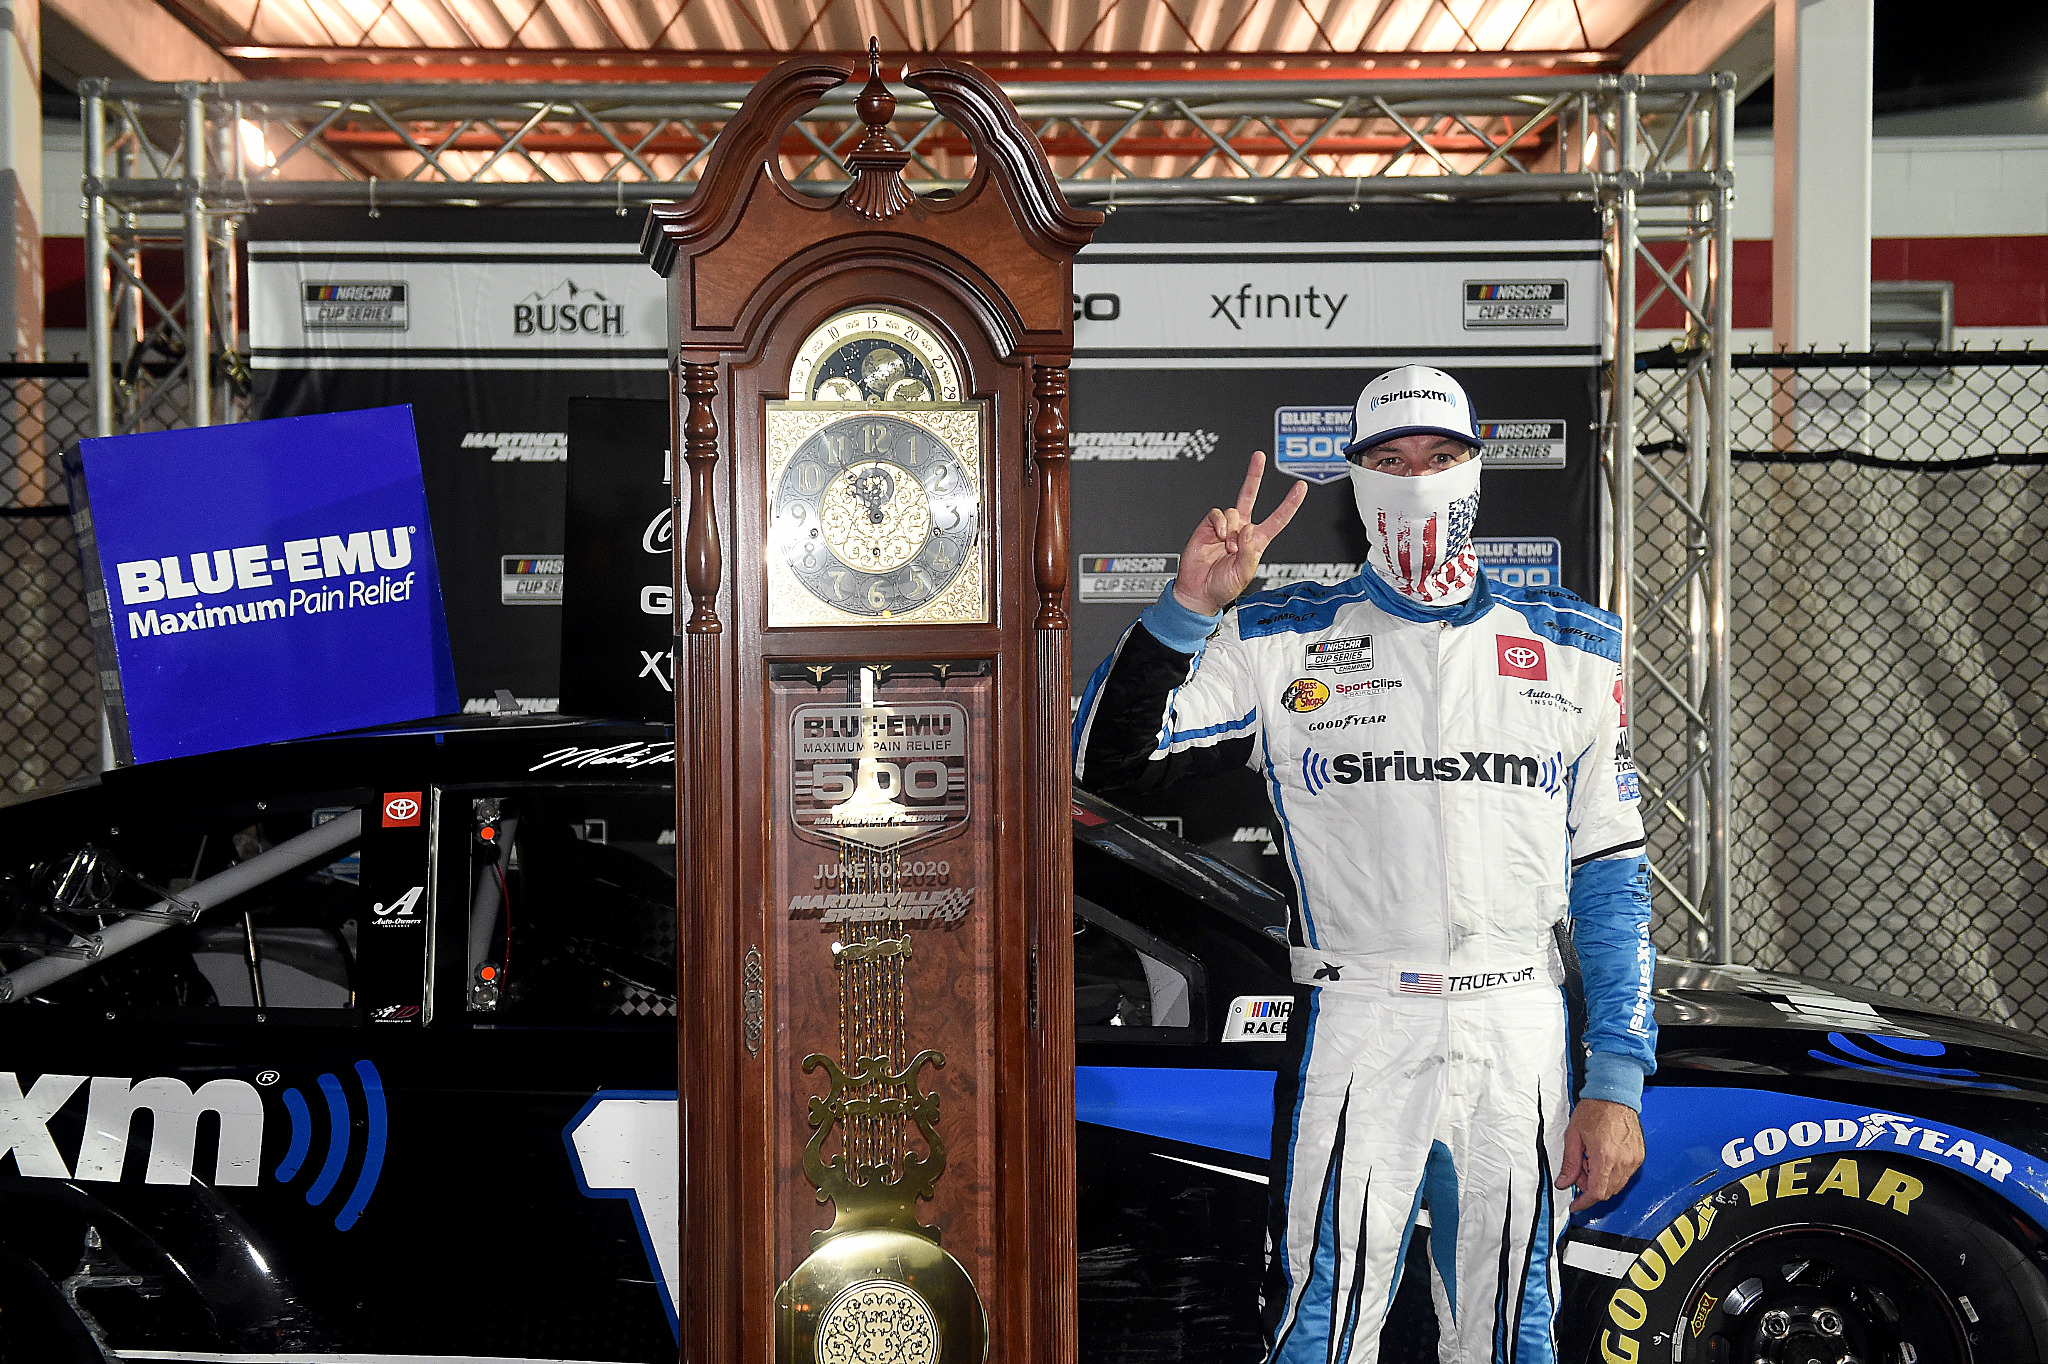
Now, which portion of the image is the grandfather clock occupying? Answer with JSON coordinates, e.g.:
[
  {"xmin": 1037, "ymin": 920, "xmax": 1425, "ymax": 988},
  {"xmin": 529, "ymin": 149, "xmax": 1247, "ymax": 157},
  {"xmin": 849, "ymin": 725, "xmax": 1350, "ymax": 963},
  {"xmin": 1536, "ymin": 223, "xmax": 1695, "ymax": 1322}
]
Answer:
[{"xmin": 642, "ymin": 46, "xmax": 1100, "ymax": 1364}]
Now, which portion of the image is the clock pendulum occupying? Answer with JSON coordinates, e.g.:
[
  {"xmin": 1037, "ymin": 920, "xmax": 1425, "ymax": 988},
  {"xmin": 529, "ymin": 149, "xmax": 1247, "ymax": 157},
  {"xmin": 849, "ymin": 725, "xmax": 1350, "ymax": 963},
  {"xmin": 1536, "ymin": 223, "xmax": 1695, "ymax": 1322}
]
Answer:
[{"xmin": 775, "ymin": 831, "xmax": 988, "ymax": 1364}]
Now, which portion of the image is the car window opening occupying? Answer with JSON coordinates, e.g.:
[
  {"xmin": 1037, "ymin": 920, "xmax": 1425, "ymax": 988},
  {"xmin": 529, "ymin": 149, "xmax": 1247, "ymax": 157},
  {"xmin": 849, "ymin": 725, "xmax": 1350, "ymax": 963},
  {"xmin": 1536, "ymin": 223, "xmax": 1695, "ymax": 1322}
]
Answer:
[
  {"xmin": 0, "ymin": 803, "xmax": 365, "ymax": 1014},
  {"xmin": 458, "ymin": 789, "xmax": 677, "ymax": 1025}
]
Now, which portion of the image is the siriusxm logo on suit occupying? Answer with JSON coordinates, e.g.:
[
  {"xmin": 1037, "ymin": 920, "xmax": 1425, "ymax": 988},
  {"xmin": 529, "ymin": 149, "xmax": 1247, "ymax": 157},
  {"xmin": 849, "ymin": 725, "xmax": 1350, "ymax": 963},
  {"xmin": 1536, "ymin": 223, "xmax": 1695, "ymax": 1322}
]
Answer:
[{"xmin": 71, "ymin": 405, "xmax": 457, "ymax": 764}]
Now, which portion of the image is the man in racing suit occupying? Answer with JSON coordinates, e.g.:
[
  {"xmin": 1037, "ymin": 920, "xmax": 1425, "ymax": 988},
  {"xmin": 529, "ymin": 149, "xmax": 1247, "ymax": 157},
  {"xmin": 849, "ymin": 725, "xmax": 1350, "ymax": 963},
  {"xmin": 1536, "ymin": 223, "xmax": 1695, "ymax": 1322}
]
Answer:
[{"xmin": 1073, "ymin": 367, "xmax": 1656, "ymax": 1361}]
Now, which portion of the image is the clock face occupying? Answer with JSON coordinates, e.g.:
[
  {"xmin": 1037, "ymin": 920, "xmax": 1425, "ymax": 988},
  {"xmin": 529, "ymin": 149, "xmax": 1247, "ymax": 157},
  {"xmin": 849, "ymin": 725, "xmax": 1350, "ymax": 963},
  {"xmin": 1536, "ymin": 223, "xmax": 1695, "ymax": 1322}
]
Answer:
[
  {"xmin": 770, "ymin": 412, "xmax": 983, "ymax": 622},
  {"xmin": 788, "ymin": 308, "xmax": 963, "ymax": 404}
]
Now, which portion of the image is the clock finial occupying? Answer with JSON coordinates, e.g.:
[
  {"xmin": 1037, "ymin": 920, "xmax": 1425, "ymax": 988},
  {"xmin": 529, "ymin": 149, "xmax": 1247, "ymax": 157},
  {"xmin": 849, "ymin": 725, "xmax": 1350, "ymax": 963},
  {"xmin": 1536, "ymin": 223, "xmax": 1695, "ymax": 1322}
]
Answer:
[{"xmin": 843, "ymin": 38, "xmax": 913, "ymax": 219}]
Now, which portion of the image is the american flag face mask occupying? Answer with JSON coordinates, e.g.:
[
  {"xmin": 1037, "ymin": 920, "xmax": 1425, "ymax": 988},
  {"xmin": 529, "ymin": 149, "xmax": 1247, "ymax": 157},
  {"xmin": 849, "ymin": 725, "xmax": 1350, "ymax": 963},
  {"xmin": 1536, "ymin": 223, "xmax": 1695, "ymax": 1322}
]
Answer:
[{"xmin": 1348, "ymin": 457, "xmax": 1483, "ymax": 605}]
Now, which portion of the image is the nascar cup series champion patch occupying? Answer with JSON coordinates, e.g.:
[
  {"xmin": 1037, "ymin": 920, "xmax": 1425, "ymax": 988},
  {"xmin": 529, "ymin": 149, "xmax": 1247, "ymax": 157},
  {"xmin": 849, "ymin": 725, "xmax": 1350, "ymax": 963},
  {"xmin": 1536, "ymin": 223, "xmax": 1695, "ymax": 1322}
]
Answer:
[{"xmin": 68, "ymin": 405, "xmax": 458, "ymax": 764}]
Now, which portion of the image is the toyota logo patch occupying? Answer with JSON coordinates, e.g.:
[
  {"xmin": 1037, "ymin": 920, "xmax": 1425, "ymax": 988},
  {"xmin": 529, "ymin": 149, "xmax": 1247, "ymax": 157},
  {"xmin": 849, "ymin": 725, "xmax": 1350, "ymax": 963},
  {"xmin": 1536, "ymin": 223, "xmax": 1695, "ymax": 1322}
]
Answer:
[
  {"xmin": 1496, "ymin": 637, "xmax": 1548, "ymax": 680},
  {"xmin": 382, "ymin": 792, "xmax": 423, "ymax": 827}
]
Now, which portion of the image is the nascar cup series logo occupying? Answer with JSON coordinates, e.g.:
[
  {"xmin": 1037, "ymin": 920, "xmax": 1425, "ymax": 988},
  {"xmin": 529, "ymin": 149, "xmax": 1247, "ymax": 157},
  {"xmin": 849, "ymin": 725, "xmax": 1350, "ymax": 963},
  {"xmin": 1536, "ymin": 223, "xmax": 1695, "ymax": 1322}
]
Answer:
[
  {"xmin": 302, "ymin": 282, "xmax": 407, "ymax": 332},
  {"xmin": 1463, "ymin": 280, "xmax": 1568, "ymax": 329}
]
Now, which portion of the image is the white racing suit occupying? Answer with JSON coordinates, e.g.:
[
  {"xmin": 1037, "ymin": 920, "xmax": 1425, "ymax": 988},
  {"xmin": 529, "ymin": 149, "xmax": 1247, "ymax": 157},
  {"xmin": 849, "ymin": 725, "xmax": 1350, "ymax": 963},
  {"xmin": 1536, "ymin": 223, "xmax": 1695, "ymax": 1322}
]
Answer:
[{"xmin": 1072, "ymin": 566, "xmax": 1657, "ymax": 1363}]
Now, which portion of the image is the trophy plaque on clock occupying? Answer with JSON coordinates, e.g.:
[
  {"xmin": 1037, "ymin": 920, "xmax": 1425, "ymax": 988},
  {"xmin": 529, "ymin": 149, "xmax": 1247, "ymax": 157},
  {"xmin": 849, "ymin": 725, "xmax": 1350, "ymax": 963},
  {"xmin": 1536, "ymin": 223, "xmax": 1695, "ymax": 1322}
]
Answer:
[{"xmin": 643, "ymin": 44, "xmax": 1099, "ymax": 1364}]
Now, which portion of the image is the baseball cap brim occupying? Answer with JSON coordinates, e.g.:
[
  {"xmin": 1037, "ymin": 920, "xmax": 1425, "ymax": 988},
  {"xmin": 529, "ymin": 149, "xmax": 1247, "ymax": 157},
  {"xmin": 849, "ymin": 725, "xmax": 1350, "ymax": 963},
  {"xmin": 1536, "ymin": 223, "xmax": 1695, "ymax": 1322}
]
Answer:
[{"xmin": 1342, "ymin": 423, "xmax": 1485, "ymax": 457}]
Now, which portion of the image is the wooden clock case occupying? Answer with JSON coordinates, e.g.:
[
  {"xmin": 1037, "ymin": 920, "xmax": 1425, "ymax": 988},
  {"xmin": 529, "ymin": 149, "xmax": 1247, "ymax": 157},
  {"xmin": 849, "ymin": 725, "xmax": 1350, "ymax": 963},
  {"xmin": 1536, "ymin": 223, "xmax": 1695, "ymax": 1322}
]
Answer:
[{"xmin": 642, "ymin": 49, "xmax": 1101, "ymax": 1364}]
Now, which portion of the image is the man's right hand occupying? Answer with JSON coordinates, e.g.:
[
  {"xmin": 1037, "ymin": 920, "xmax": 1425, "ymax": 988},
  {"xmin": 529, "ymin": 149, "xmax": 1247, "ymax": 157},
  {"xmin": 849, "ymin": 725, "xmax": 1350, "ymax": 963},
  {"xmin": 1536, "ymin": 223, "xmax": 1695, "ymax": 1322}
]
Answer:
[{"xmin": 1172, "ymin": 451, "xmax": 1308, "ymax": 617}]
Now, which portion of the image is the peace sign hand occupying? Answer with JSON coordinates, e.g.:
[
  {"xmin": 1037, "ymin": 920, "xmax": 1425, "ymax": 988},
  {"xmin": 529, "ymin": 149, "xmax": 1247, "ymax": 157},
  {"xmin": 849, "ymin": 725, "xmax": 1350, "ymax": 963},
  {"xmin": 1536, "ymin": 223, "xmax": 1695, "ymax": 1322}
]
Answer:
[{"xmin": 1172, "ymin": 451, "xmax": 1310, "ymax": 617}]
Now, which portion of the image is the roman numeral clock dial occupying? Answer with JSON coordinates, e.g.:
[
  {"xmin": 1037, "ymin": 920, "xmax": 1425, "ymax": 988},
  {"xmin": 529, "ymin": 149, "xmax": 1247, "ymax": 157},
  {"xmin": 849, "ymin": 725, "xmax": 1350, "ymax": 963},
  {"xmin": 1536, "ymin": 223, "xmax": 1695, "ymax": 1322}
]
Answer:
[{"xmin": 767, "ymin": 307, "xmax": 988, "ymax": 627}]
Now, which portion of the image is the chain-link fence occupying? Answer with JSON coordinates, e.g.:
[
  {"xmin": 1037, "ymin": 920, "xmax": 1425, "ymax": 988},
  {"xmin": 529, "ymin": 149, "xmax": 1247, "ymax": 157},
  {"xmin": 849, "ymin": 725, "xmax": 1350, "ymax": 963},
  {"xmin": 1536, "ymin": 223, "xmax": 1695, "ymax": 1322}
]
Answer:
[
  {"xmin": 1, "ymin": 363, "xmax": 101, "ymax": 795},
  {"xmin": 1635, "ymin": 349, "xmax": 2048, "ymax": 1030}
]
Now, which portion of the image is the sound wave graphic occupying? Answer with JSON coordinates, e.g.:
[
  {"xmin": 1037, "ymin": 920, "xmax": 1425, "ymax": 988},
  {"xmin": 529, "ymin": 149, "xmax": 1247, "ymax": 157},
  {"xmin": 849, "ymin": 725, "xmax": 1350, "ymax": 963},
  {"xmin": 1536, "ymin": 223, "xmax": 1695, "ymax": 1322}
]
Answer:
[{"xmin": 275, "ymin": 1059, "xmax": 388, "ymax": 1230}]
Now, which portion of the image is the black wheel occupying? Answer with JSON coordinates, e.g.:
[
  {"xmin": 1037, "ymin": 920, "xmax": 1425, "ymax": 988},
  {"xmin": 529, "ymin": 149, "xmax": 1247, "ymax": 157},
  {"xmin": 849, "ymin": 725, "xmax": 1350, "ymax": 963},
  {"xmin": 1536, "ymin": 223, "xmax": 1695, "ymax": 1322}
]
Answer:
[
  {"xmin": 1587, "ymin": 1154, "xmax": 2048, "ymax": 1364},
  {"xmin": 0, "ymin": 1246, "xmax": 100, "ymax": 1364}
]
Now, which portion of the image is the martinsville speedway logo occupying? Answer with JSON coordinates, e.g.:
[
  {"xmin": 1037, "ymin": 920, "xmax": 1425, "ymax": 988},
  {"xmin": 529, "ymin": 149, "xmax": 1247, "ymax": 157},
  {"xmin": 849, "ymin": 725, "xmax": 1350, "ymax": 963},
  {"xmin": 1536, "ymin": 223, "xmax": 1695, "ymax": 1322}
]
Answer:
[
  {"xmin": 115, "ymin": 526, "xmax": 419, "ymax": 639},
  {"xmin": 787, "ymin": 887, "xmax": 975, "ymax": 925},
  {"xmin": 1069, "ymin": 431, "xmax": 1219, "ymax": 462},
  {"xmin": 1253, "ymin": 562, "xmax": 1362, "ymax": 587},
  {"xmin": 0, "ymin": 1071, "xmax": 262, "ymax": 1185},
  {"xmin": 462, "ymin": 432, "xmax": 568, "ymax": 462}
]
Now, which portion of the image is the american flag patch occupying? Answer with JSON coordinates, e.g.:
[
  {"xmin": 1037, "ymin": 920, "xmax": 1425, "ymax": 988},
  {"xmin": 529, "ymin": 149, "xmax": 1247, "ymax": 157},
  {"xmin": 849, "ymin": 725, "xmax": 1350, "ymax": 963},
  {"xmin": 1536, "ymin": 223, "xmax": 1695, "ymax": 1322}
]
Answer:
[{"xmin": 1398, "ymin": 971, "xmax": 1444, "ymax": 995}]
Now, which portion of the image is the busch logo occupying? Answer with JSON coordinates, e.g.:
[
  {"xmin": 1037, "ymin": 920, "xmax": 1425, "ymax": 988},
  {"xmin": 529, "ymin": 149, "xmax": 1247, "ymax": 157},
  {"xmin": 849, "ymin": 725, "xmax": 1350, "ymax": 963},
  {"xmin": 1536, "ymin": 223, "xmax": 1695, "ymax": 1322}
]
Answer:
[
  {"xmin": 513, "ymin": 280, "xmax": 625, "ymax": 337},
  {"xmin": 0, "ymin": 1072, "xmax": 263, "ymax": 1185}
]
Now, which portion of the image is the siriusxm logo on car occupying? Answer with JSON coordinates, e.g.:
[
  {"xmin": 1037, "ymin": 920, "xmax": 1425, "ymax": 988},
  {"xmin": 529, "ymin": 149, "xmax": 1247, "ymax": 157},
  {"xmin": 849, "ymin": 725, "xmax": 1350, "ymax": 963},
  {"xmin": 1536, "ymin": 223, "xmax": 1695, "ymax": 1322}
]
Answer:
[
  {"xmin": 1300, "ymin": 746, "xmax": 1564, "ymax": 795},
  {"xmin": 0, "ymin": 1070, "xmax": 263, "ymax": 1185},
  {"xmin": 74, "ymin": 405, "xmax": 456, "ymax": 763}
]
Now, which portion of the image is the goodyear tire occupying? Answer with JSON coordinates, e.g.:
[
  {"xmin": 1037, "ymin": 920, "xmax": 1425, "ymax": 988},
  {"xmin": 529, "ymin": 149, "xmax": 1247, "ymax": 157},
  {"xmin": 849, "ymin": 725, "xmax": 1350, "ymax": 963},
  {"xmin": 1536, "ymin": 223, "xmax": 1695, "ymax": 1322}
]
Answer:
[
  {"xmin": 0, "ymin": 1246, "xmax": 100, "ymax": 1364},
  {"xmin": 1588, "ymin": 1153, "xmax": 2048, "ymax": 1364}
]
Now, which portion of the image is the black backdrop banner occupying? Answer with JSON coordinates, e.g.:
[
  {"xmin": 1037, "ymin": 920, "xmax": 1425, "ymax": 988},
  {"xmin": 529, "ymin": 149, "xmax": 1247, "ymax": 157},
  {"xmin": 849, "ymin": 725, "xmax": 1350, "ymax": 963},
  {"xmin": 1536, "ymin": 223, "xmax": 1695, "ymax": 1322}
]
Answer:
[
  {"xmin": 560, "ymin": 397, "xmax": 673, "ymax": 720},
  {"xmin": 253, "ymin": 202, "xmax": 1603, "ymax": 895},
  {"xmin": 249, "ymin": 208, "xmax": 668, "ymax": 713}
]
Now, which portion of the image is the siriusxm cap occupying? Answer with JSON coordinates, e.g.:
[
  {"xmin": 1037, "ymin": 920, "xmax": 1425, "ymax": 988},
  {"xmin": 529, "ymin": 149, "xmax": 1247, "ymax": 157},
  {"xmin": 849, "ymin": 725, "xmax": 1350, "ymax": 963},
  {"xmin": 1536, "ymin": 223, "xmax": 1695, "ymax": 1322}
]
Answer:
[{"xmin": 1343, "ymin": 365, "xmax": 1482, "ymax": 457}]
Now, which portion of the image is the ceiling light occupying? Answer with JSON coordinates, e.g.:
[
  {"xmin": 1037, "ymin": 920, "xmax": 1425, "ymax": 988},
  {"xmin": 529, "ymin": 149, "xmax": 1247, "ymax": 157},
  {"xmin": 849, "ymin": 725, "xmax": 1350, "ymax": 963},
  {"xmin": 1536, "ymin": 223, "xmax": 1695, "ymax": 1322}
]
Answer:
[{"xmin": 239, "ymin": 120, "xmax": 275, "ymax": 169}]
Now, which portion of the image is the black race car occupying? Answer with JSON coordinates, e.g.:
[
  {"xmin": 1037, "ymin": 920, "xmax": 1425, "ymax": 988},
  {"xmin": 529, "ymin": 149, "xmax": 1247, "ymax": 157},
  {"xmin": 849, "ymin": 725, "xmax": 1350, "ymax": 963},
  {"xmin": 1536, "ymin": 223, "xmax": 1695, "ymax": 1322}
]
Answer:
[{"xmin": 2, "ymin": 715, "xmax": 2045, "ymax": 1364}]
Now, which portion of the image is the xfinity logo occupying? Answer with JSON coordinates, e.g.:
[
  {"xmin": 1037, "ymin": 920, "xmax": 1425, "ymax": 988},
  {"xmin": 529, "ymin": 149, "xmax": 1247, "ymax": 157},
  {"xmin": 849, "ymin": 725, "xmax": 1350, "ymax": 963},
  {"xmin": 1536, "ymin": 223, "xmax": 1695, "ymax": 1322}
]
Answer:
[
  {"xmin": 1210, "ymin": 284, "xmax": 1349, "ymax": 331},
  {"xmin": 0, "ymin": 1071, "xmax": 263, "ymax": 1185},
  {"xmin": 514, "ymin": 280, "xmax": 625, "ymax": 337}
]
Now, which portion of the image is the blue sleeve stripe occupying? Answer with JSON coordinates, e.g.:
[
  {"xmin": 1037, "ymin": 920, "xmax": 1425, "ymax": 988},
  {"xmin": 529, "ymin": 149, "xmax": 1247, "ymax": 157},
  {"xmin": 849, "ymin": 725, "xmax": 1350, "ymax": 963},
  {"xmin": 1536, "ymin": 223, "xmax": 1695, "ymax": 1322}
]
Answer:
[
  {"xmin": 1264, "ymin": 756, "xmax": 1318, "ymax": 949},
  {"xmin": 1164, "ymin": 708, "xmax": 1258, "ymax": 748}
]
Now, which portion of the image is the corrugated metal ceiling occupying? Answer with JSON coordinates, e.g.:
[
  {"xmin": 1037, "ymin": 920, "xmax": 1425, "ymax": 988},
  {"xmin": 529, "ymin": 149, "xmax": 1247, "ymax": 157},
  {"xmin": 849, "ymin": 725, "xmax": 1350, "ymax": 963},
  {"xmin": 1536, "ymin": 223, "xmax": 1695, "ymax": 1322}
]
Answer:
[{"xmin": 161, "ymin": 0, "xmax": 1679, "ymax": 80}]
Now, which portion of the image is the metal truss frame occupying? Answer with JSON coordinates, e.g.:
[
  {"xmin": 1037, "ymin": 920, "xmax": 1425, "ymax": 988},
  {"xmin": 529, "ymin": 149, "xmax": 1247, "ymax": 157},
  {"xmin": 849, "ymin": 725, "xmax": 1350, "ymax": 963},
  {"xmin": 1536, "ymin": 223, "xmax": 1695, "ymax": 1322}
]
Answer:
[
  {"xmin": 1610, "ymin": 77, "xmax": 1734, "ymax": 962},
  {"xmin": 79, "ymin": 69, "xmax": 1734, "ymax": 957}
]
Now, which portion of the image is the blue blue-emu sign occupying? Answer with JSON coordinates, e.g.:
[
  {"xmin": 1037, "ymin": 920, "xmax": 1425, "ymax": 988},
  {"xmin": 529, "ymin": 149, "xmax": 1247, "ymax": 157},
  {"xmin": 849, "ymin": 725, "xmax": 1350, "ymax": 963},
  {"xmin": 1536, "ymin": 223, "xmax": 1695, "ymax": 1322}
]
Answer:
[{"xmin": 71, "ymin": 406, "xmax": 457, "ymax": 764}]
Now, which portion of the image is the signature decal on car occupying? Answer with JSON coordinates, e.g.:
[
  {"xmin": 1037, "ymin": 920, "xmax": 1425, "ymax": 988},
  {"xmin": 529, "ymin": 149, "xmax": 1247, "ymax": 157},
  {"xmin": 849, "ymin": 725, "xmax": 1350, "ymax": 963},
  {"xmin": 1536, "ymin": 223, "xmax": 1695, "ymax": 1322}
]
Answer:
[{"xmin": 529, "ymin": 742, "xmax": 676, "ymax": 772}]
